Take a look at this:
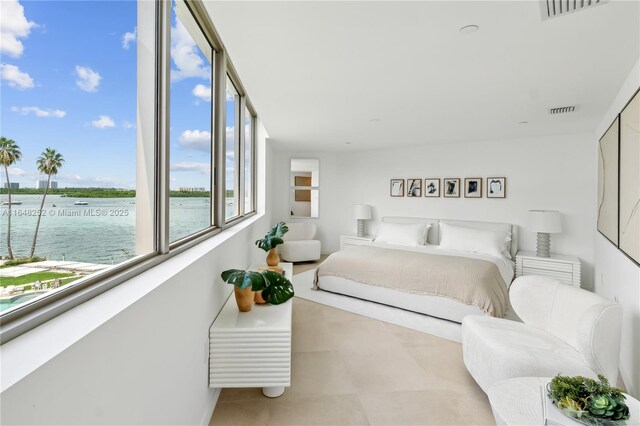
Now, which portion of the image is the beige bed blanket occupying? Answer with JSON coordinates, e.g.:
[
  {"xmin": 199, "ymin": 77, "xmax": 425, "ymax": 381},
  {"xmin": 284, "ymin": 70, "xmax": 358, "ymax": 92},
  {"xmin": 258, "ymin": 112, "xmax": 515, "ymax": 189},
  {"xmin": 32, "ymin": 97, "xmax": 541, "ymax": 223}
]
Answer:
[{"xmin": 314, "ymin": 246, "xmax": 508, "ymax": 317}]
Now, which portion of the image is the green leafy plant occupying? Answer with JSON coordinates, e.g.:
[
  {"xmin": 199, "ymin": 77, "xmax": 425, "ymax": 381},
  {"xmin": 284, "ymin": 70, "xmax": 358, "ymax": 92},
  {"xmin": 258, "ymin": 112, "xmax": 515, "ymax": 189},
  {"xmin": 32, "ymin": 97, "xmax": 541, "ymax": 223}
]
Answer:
[
  {"xmin": 220, "ymin": 269, "xmax": 294, "ymax": 305},
  {"xmin": 548, "ymin": 375, "xmax": 630, "ymax": 424},
  {"xmin": 255, "ymin": 222, "xmax": 289, "ymax": 252}
]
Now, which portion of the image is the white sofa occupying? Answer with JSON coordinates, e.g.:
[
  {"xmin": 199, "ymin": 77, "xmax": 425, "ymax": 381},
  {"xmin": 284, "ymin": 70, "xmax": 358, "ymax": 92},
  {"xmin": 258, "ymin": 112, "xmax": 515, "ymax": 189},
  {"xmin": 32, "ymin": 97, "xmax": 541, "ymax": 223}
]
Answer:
[
  {"xmin": 278, "ymin": 222, "xmax": 321, "ymax": 263},
  {"xmin": 462, "ymin": 275, "xmax": 622, "ymax": 394}
]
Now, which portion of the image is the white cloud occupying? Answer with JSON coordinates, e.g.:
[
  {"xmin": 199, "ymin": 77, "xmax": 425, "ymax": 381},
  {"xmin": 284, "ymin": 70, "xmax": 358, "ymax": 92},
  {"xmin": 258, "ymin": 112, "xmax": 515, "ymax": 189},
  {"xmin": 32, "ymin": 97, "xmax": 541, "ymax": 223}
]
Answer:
[
  {"xmin": 11, "ymin": 106, "xmax": 66, "ymax": 118},
  {"xmin": 91, "ymin": 115, "xmax": 115, "ymax": 128},
  {"xmin": 122, "ymin": 120, "xmax": 135, "ymax": 129},
  {"xmin": 75, "ymin": 65, "xmax": 101, "ymax": 92},
  {"xmin": 171, "ymin": 17, "xmax": 210, "ymax": 81},
  {"xmin": 58, "ymin": 173, "xmax": 131, "ymax": 188},
  {"xmin": 192, "ymin": 84, "xmax": 211, "ymax": 102},
  {"xmin": 179, "ymin": 129, "xmax": 211, "ymax": 152},
  {"xmin": 8, "ymin": 167, "xmax": 27, "ymax": 177},
  {"xmin": 122, "ymin": 27, "xmax": 136, "ymax": 49},
  {"xmin": 0, "ymin": 0, "xmax": 36, "ymax": 58},
  {"xmin": 170, "ymin": 162, "xmax": 210, "ymax": 174},
  {"xmin": 1, "ymin": 64, "xmax": 34, "ymax": 89}
]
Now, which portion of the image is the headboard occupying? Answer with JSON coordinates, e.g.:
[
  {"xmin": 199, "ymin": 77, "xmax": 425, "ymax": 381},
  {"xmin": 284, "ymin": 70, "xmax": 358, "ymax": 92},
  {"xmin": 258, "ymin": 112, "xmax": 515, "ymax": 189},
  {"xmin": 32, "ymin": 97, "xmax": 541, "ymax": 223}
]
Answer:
[{"xmin": 381, "ymin": 216, "xmax": 519, "ymax": 258}]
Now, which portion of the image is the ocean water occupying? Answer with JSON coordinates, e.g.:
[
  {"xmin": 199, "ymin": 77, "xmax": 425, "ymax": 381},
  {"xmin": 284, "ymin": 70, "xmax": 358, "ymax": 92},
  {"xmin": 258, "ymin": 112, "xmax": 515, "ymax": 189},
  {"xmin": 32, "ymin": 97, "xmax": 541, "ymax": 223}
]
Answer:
[{"xmin": 0, "ymin": 194, "xmax": 223, "ymax": 264}]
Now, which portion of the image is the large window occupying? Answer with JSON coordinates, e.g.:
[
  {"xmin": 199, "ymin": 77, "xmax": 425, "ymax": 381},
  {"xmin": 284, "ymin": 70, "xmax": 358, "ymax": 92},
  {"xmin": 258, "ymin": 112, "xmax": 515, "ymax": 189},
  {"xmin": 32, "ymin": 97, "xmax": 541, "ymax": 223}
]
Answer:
[
  {"xmin": 0, "ymin": 0, "xmax": 259, "ymax": 341},
  {"xmin": 169, "ymin": 3, "xmax": 213, "ymax": 242},
  {"xmin": 0, "ymin": 0, "xmax": 151, "ymax": 311}
]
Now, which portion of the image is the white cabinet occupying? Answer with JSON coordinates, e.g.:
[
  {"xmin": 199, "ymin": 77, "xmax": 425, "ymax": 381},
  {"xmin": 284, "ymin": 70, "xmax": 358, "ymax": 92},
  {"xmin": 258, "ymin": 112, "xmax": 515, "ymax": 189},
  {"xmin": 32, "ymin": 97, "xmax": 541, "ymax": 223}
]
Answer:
[
  {"xmin": 339, "ymin": 235, "xmax": 374, "ymax": 251},
  {"xmin": 209, "ymin": 263, "xmax": 293, "ymax": 397},
  {"xmin": 515, "ymin": 251, "xmax": 581, "ymax": 287}
]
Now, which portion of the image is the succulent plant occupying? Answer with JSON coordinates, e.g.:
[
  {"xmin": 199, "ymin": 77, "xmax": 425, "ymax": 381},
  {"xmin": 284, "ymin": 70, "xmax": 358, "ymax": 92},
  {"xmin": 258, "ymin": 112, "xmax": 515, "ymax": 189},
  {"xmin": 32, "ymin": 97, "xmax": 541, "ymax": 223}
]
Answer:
[{"xmin": 548, "ymin": 375, "xmax": 630, "ymax": 424}]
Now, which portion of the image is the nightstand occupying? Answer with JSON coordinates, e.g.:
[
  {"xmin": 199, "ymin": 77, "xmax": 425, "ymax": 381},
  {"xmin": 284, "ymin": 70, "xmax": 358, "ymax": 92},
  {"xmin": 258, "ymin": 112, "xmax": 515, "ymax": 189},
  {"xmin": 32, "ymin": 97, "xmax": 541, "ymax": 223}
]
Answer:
[
  {"xmin": 340, "ymin": 235, "xmax": 374, "ymax": 250},
  {"xmin": 515, "ymin": 251, "xmax": 581, "ymax": 287}
]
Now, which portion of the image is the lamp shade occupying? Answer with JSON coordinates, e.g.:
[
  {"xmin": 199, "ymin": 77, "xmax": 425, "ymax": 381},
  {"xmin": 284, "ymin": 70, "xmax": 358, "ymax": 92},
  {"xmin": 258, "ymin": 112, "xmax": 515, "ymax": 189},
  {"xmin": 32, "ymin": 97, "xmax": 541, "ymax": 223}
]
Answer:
[
  {"xmin": 528, "ymin": 210, "xmax": 562, "ymax": 233},
  {"xmin": 353, "ymin": 204, "xmax": 372, "ymax": 220}
]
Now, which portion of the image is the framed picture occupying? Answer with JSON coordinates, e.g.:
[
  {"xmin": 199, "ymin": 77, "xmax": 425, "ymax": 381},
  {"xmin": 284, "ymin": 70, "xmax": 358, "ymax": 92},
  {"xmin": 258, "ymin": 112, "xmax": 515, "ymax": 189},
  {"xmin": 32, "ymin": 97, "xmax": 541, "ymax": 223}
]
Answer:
[
  {"xmin": 619, "ymin": 89, "xmax": 639, "ymax": 265},
  {"xmin": 424, "ymin": 178, "xmax": 440, "ymax": 197},
  {"xmin": 443, "ymin": 178, "xmax": 460, "ymax": 198},
  {"xmin": 464, "ymin": 178, "xmax": 482, "ymax": 198},
  {"xmin": 407, "ymin": 178, "xmax": 422, "ymax": 197},
  {"xmin": 597, "ymin": 118, "xmax": 619, "ymax": 246},
  {"xmin": 390, "ymin": 179, "xmax": 404, "ymax": 197},
  {"xmin": 487, "ymin": 177, "xmax": 506, "ymax": 199}
]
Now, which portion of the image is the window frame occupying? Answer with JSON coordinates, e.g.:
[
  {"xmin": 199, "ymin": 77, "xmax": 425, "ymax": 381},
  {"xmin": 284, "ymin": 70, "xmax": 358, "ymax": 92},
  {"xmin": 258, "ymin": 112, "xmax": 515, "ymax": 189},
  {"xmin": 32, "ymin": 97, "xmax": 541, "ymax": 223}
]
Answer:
[{"xmin": 0, "ymin": 0, "xmax": 260, "ymax": 343}]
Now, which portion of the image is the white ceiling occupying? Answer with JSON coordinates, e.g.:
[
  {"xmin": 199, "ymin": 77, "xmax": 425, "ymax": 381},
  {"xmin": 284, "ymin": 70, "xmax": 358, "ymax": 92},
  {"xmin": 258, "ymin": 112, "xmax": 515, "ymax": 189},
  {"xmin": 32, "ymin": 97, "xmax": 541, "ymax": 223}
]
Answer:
[{"xmin": 203, "ymin": 1, "xmax": 640, "ymax": 151}]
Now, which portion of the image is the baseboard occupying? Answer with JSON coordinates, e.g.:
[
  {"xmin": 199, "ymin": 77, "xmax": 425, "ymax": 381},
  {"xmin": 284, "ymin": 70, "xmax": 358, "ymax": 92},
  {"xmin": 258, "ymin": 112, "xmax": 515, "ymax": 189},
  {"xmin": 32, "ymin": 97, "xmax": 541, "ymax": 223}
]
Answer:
[
  {"xmin": 200, "ymin": 388, "xmax": 221, "ymax": 426},
  {"xmin": 619, "ymin": 365, "xmax": 637, "ymax": 398}
]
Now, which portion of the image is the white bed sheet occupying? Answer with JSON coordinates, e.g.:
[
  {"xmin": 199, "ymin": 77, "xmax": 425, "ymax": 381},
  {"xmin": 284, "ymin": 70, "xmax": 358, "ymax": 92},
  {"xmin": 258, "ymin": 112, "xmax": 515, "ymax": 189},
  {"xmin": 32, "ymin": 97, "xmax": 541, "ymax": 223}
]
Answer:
[{"xmin": 315, "ymin": 242, "xmax": 515, "ymax": 323}]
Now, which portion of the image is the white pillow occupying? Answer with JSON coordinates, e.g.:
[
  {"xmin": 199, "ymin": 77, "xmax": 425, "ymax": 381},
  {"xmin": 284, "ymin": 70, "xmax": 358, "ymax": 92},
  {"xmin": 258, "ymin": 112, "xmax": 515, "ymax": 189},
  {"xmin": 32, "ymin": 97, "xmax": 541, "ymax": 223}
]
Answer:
[
  {"xmin": 375, "ymin": 222, "xmax": 431, "ymax": 246},
  {"xmin": 439, "ymin": 223, "xmax": 511, "ymax": 259}
]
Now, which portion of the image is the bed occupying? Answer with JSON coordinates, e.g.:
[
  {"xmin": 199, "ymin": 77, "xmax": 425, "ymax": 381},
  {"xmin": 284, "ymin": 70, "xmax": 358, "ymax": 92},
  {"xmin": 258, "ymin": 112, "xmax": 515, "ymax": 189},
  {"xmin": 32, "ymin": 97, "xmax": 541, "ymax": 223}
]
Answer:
[{"xmin": 313, "ymin": 217, "xmax": 517, "ymax": 323}]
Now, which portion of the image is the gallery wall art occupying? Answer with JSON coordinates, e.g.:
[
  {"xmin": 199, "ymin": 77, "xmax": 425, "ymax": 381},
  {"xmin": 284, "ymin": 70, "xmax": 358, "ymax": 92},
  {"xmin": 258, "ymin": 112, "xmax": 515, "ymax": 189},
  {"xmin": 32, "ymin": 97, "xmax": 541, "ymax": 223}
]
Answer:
[{"xmin": 389, "ymin": 177, "xmax": 507, "ymax": 198}]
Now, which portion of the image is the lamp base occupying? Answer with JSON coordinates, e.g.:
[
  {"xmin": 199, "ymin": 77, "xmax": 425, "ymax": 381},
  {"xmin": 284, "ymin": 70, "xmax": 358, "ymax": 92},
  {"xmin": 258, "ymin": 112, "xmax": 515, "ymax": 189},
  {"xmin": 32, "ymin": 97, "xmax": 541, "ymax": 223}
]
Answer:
[
  {"xmin": 536, "ymin": 232, "xmax": 551, "ymax": 258},
  {"xmin": 357, "ymin": 219, "xmax": 365, "ymax": 238}
]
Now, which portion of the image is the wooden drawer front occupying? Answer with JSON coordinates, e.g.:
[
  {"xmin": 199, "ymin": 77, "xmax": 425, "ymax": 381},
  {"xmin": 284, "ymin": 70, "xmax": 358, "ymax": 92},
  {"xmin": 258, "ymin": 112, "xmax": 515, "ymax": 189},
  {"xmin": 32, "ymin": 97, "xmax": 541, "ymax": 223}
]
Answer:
[
  {"xmin": 521, "ymin": 258, "xmax": 573, "ymax": 273},
  {"xmin": 521, "ymin": 267, "xmax": 573, "ymax": 285}
]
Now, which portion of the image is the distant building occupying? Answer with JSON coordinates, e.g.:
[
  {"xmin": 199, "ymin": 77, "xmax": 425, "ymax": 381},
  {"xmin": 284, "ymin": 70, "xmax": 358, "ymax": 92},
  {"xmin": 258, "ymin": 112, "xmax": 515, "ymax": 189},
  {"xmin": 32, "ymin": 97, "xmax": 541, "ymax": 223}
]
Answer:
[
  {"xmin": 35, "ymin": 180, "xmax": 58, "ymax": 189},
  {"xmin": 178, "ymin": 187, "xmax": 206, "ymax": 192},
  {"xmin": 3, "ymin": 182, "xmax": 19, "ymax": 189}
]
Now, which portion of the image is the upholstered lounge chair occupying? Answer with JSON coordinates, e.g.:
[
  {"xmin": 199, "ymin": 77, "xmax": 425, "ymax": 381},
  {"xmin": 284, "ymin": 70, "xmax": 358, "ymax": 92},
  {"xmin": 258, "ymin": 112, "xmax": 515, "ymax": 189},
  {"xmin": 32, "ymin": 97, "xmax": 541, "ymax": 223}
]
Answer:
[
  {"xmin": 279, "ymin": 222, "xmax": 321, "ymax": 263},
  {"xmin": 462, "ymin": 275, "xmax": 622, "ymax": 394}
]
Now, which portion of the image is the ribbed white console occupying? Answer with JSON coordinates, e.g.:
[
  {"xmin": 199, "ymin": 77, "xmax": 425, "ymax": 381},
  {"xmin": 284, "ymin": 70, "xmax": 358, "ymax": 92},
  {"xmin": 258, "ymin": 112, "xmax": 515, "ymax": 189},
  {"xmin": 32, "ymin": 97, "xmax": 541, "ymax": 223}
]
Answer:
[{"xmin": 209, "ymin": 266, "xmax": 293, "ymax": 397}]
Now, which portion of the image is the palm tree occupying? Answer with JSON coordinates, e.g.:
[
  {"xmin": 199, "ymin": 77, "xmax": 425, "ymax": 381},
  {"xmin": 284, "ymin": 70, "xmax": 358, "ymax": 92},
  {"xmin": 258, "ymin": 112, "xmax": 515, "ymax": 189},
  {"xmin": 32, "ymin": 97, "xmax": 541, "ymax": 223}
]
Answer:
[
  {"xmin": 29, "ymin": 148, "xmax": 64, "ymax": 258},
  {"xmin": 0, "ymin": 137, "xmax": 22, "ymax": 259}
]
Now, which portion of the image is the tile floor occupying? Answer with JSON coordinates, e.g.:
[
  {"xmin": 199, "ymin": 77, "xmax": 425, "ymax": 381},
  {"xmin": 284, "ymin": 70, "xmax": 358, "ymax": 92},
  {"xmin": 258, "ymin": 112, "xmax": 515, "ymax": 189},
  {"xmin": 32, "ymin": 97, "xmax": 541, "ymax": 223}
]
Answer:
[{"xmin": 209, "ymin": 296, "xmax": 494, "ymax": 425}]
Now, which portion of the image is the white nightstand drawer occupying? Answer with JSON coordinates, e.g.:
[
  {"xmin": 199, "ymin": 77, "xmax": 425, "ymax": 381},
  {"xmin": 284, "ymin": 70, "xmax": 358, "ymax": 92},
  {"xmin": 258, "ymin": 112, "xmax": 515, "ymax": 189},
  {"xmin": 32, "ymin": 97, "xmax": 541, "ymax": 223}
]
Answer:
[
  {"xmin": 521, "ymin": 267, "xmax": 572, "ymax": 285},
  {"xmin": 340, "ymin": 235, "xmax": 374, "ymax": 251},
  {"xmin": 521, "ymin": 257, "xmax": 574, "ymax": 273}
]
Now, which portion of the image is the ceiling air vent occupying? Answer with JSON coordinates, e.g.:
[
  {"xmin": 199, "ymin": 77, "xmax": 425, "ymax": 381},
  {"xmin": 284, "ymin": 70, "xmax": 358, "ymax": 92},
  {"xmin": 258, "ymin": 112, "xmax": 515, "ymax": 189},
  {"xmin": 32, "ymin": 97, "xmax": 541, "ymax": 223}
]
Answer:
[
  {"xmin": 549, "ymin": 105, "xmax": 577, "ymax": 115},
  {"xmin": 540, "ymin": 0, "xmax": 608, "ymax": 21}
]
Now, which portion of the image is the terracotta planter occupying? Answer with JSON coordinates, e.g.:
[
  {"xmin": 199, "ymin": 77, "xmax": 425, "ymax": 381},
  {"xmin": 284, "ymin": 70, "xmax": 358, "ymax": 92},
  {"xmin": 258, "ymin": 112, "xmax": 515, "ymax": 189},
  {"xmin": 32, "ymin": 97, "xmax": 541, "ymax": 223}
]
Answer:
[
  {"xmin": 266, "ymin": 248, "xmax": 280, "ymax": 267},
  {"xmin": 234, "ymin": 286, "xmax": 254, "ymax": 312},
  {"xmin": 254, "ymin": 290, "xmax": 267, "ymax": 304}
]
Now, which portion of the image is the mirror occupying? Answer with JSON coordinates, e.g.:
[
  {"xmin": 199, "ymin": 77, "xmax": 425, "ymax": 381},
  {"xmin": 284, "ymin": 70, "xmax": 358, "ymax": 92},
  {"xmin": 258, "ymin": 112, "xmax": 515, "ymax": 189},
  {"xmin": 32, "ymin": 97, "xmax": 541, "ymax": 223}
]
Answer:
[{"xmin": 290, "ymin": 159, "xmax": 319, "ymax": 218}]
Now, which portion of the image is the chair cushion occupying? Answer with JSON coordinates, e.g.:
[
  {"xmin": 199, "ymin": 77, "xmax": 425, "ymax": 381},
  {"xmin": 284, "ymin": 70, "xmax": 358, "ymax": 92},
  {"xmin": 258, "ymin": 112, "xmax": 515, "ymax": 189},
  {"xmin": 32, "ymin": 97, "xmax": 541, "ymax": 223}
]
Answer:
[
  {"xmin": 462, "ymin": 315, "xmax": 598, "ymax": 394},
  {"xmin": 279, "ymin": 240, "xmax": 321, "ymax": 262}
]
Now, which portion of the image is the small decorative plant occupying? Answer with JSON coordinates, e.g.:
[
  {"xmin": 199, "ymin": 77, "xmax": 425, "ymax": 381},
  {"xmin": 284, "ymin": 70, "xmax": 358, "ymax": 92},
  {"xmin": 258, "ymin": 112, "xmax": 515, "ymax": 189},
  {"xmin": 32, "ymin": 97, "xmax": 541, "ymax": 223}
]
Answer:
[
  {"xmin": 255, "ymin": 222, "xmax": 289, "ymax": 252},
  {"xmin": 548, "ymin": 374, "xmax": 630, "ymax": 425},
  {"xmin": 221, "ymin": 268, "xmax": 295, "ymax": 311},
  {"xmin": 255, "ymin": 222, "xmax": 289, "ymax": 268}
]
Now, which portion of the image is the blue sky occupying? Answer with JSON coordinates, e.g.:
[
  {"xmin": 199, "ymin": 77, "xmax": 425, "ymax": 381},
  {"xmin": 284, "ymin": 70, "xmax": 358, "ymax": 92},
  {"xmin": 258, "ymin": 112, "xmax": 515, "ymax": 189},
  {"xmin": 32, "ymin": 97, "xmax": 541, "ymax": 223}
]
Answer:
[{"xmin": 1, "ymin": 0, "xmax": 235, "ymax": 191}]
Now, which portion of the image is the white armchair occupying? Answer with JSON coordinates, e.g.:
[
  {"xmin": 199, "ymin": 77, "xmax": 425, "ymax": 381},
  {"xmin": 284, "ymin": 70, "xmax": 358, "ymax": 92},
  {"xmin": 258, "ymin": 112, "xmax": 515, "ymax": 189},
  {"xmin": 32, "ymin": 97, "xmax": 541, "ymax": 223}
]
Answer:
[
  {"xmin": 279, "ymin": 222, "xmax": 321, "ymax": 263},
  {"xmin": 462, "ymin": 275, "xmax": 622, "ymax": 394}
]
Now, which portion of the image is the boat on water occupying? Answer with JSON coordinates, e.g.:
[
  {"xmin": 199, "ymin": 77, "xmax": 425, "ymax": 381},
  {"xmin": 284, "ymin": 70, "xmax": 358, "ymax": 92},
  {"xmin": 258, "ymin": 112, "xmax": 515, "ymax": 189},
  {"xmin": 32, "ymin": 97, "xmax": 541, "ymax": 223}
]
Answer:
[
  {"xmin": 74, "ymin": 201, "xmax": 89, "ymax": 206},
  {"xmin": 0, "ymin": 200, "xmax": 22, "ymax": 205}
]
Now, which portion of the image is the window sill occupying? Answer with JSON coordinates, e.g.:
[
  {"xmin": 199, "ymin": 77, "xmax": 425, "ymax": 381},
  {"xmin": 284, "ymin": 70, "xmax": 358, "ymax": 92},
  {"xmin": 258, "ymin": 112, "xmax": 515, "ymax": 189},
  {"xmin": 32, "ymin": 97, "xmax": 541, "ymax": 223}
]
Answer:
[{"xmin": 0, "ymin": 212, "xmax": 264, "ymax": 393}]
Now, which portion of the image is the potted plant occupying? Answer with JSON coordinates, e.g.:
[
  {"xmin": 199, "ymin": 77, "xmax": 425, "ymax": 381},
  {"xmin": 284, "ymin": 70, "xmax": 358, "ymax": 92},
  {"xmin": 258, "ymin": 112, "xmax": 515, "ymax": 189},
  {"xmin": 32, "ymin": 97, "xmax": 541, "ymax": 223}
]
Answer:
[
  {"xmin": 255, "ymin": 222, "xmax": 289, "ymax": 269},
  {"xmin": 547, "ymin": 374, "xmax": 630, "ymax": 425},
  {"xmin": 221, "ymin": 268, "xmax": 295, "ymax": 312}
]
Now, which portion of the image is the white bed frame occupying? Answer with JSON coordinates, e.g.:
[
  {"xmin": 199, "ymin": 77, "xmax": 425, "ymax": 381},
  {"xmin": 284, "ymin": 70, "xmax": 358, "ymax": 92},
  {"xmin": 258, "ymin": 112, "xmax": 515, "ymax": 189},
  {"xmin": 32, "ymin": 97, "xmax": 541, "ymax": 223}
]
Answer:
[{"xmin": 315, "ymin": 217, "xmax": 518, "ymax": 323}]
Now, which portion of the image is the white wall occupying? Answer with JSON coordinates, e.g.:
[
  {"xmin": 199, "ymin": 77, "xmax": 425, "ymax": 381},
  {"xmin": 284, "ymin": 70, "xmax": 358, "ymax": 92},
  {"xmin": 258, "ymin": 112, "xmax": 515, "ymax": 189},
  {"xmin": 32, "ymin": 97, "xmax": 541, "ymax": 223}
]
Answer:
[
  {"xmin": 273, "ymin": 133, "xmax": 597, "ymax": 287},
  {"xmin": 593, "ymin": 59, "xmax": 640, "ymax": 397},
  {"xmin": 0, "ymin": 123, "xmax": 275, "ymax": 425}
]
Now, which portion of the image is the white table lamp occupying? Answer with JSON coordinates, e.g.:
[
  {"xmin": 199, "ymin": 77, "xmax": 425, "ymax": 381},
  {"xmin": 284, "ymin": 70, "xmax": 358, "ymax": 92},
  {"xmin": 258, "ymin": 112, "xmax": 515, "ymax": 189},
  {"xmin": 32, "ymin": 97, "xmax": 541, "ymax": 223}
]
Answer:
[
  {"xmin": 528, "ymin": 210, "xmax": 562, "ymax": 258},
  {"xmin": 353, "ymin": 204, "xmax": 372, "ymax": 237}
]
